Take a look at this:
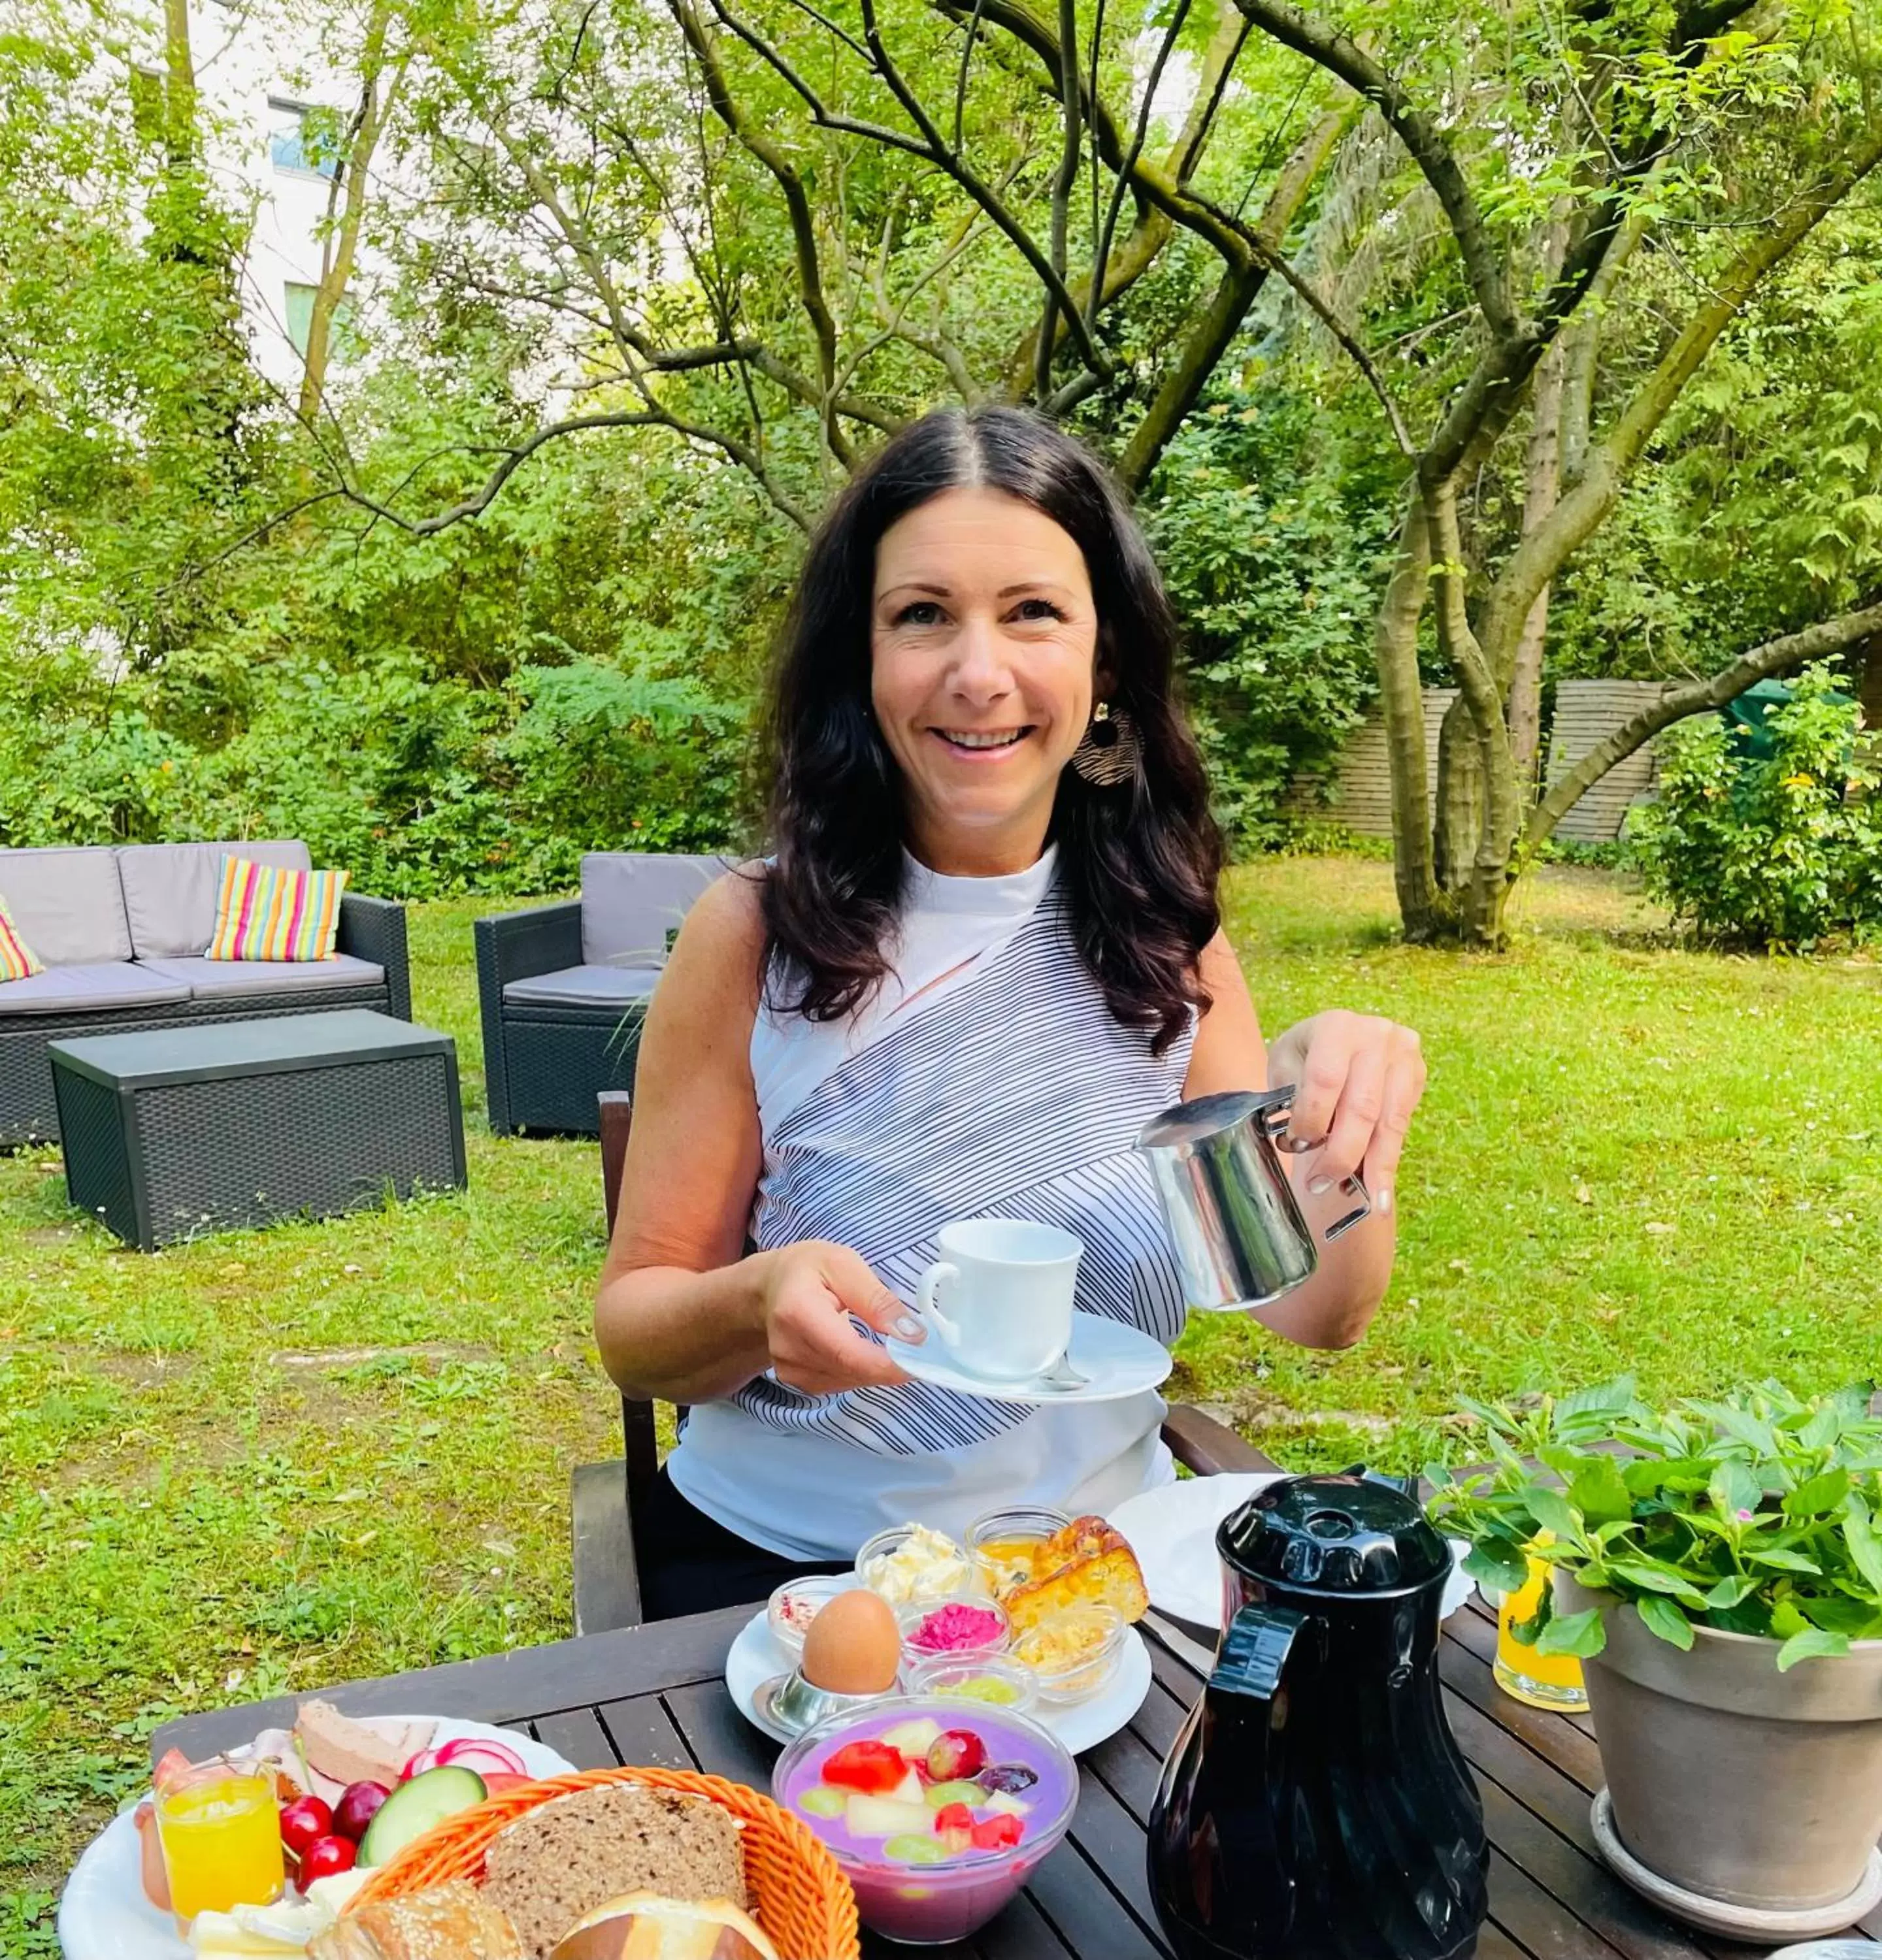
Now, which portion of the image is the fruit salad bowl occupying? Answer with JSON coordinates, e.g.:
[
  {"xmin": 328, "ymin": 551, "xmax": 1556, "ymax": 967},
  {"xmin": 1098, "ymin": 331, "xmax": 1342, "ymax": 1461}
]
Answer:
[{"xmin": 772, "ymin": 1694, "xmax": 1078, "ymax": 1945}]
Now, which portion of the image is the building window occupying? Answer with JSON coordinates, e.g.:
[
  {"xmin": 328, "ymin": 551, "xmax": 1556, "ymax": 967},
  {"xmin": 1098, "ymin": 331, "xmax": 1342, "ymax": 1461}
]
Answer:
[
  {"xmin": 284, "ymin": 282, "xmax": 355, "ymax": 362},
  {"xmin": 269, "ymin": 98, "xmax": 338, "ymax": 179}
]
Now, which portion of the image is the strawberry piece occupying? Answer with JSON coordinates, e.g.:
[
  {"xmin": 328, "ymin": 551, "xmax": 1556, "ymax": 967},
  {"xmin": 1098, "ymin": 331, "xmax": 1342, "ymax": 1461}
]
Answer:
[
  {"xmin": 972, "ymin": 1812, "xmax": 1025, "ymax": 1851},
  {"xmin": 933, "ymin": 1800, "xmax": 976, "ymax": 1852},
  {"xmin": 821, "ymin": 1739, "xmax": 910, "ymax": 1794}
]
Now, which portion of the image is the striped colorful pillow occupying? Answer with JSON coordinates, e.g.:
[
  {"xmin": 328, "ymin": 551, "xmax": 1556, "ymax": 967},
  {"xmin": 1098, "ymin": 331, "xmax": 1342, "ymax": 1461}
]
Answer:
[
  {"xmin": 0, "ymin": 892, "xmax": 43, "ymax": 982},
  {"xmin": 204, "ymin": 857, "xmax": 348, "ymax": 962}
]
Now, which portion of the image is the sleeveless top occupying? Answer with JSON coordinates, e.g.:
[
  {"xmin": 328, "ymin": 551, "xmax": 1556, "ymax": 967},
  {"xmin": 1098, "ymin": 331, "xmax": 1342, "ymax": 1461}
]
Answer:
[{"xmin": 664, "ymin": 851, "xmax": 1193, "ymax": 1560}]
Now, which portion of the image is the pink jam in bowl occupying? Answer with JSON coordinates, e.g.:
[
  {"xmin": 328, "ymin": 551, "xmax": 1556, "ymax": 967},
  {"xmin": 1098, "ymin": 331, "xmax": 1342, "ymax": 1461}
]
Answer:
[
  {"xmin": 773, "ymin": 1695, "xmax": 1077, "ymax": 1944},
  {"xmin": 908, "ymin": 1603, "xmax": 1006, "ymax": 1654}
]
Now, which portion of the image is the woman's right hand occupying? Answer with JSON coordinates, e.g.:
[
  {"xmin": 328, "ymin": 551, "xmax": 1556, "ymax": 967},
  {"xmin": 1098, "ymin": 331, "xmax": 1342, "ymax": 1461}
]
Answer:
[{"xmin": 755, "ymin": 1241, "xmax": 922, "ymax": 1396}]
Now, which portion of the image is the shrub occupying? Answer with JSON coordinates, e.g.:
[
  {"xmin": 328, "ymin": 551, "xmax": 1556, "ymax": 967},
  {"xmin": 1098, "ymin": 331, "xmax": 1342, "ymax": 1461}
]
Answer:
[{"xmin": 1626, "ymin": 664, "xmax": 1881, "ymax": 947}]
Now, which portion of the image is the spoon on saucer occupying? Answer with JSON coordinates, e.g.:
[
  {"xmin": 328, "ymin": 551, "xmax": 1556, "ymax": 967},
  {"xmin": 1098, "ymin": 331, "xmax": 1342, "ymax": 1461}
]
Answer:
[{"xmin": 1034, "ymin": 1345, "xmax": 1092, "ymax": 1393}]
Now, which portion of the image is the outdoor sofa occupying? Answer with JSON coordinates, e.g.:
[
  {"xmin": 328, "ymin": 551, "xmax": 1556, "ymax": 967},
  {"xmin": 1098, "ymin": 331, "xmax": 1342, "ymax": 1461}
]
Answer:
[
  {"xmin": 0, "ymin": 840, "xmax": 410, "ymax": 1147},
  {"xmin": 474, "ymin": 852, "xmax": 722, "ymax": 1135}
]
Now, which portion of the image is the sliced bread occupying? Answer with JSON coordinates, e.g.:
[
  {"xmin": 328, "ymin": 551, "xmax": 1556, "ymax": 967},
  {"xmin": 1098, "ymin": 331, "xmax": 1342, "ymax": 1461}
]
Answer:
[{"xmin": 482, "ymin": 1784, "xmax": 748, "ymax": 1960}]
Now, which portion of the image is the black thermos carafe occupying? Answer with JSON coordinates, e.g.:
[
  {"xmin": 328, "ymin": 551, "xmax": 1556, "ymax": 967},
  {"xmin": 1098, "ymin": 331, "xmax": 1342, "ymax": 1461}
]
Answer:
[{"xmin": 1147, "ymin": 1473, "xmax": 1489, "ymax": 1960}]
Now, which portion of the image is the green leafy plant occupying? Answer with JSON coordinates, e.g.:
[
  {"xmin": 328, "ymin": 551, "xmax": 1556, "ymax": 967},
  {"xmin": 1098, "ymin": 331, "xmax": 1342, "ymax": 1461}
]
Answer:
[
  {"xmin": 1625, "ymin": 664, "xmax": 1882, "ymax": 948},
  {"xmin": 1427, "ymin": 1379, "xmax": 1882, "ymax": 1672}
]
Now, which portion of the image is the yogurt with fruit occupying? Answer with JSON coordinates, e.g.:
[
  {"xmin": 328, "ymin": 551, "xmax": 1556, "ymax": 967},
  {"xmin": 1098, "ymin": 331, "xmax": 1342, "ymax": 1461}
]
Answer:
[{"xmin": 773, "ymin": 1696, "xmax": 1078, "ymax": 1944}]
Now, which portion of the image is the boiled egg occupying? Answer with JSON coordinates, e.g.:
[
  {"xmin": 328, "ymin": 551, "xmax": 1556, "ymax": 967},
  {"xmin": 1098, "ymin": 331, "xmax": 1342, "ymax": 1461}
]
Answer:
[{"xmin": 801, "ymin": 1586, "xmax": 901, "ymax": 1694}]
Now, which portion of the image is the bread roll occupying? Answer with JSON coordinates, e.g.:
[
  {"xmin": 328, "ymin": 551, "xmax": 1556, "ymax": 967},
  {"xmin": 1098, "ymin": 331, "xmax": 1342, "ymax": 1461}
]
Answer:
[
  {"xmin": 549, "ymin": 1893, "xmax": 779, "ymax": 1960},
  {"xmin": 308, "ymin": 1882, "xmax": 525, "ymax": 1959}
]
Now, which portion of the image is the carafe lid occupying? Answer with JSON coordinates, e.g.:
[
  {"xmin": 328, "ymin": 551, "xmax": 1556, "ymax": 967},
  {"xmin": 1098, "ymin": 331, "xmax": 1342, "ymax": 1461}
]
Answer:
[{"xmin": 1219, "ymin": 1472, "xmax": 1451, "ymax": 1595}]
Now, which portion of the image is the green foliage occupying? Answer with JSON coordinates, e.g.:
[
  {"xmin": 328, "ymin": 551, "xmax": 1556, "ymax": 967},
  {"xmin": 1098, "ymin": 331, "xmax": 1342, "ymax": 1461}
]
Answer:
[
  {"xmin": 1428, "ymin": 1379, "xmax": 1882, "ymax": 1669},
  {"xmin": 1146, "ymin": 395, "xmax": 1400, "ymax": 851},
  {"xmin": 1625, "ymin": 666, "xmax": 1881, "ymax": 948}
]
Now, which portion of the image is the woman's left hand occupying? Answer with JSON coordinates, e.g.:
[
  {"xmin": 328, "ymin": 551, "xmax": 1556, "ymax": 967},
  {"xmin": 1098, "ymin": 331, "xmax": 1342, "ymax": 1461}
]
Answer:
[{"xmin": 1266, "ymin": 1011, "xmax": 1426, "ymax": 1217}]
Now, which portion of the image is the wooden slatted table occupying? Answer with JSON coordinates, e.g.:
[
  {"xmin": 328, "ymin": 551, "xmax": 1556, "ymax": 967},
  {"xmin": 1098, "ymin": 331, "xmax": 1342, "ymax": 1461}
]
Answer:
[{"xmin": 155, "ymin": 1595, "xmax": 1882, "ymax": 1959}]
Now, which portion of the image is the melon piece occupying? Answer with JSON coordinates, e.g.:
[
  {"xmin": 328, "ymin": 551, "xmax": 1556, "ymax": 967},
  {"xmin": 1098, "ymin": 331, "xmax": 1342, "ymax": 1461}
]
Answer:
[{"xmin": 843, "ymin": 1794, "xmax": 936, "ymax": 1840}]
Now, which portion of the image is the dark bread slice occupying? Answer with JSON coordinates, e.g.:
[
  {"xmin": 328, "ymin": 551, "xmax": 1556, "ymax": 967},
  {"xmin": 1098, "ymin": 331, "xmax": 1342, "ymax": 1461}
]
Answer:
[{"xmin": 482, "ymin": 1784, "xmax": 748, "ymax": 1960}]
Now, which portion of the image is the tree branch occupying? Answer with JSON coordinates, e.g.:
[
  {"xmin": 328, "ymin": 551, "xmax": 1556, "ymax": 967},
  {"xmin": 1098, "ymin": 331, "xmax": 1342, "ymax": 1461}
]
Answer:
[
  {"xmin": 1226, "ymin": 0, "xmax": 1515, "ymax": 336},
  {"xmin": 668, "ymin": 0, "xmax": 850, "ymax": 466},
  {"xmin": 1526, "ymin": 600, "xmax": 1882, "ymax": 847},
  {"xmin": 1483, "ymin": 129, "xmax": 1882, "ymax": 670}
]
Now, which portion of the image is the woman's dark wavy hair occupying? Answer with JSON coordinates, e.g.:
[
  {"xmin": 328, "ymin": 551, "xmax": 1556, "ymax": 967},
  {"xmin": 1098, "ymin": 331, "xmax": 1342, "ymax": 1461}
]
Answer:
[{"xmin": 760, "ymin": 404, "xmax": 1221, "ymax": 1054}]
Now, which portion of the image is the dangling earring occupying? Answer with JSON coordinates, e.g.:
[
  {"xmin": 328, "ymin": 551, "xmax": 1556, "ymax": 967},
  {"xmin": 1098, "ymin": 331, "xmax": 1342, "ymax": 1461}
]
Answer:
[{"xmin": 1070, "ymin": 700, "xmax": 1141, "ymax": 787}]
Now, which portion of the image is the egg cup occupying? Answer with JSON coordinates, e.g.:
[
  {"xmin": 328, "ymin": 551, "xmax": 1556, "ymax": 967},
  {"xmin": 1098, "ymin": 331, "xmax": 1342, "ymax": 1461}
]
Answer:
[{"xmin": 753, "ymin": 1666, "xmax": 895, "ymax": 1739}]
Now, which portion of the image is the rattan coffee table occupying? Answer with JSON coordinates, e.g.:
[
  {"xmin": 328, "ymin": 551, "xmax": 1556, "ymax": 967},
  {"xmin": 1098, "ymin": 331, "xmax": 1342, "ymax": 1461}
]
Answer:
[{"xmin": 50, "ymin": 1008, "xmax": 466, "ymax": 1249}]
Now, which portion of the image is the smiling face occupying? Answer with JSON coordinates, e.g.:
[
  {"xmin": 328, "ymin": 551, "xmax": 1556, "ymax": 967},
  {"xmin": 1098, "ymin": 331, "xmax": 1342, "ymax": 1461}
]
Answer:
[{"xmin": 870, "ymin": 486, "xmax": 1100, "ymax": 875}]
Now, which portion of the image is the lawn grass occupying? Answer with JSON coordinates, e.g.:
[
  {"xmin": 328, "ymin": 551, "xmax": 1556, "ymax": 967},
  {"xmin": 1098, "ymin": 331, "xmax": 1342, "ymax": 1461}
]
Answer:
[{"xmin": 5, "ymin": 860, "xmax": 1879, "ymax": 1952}]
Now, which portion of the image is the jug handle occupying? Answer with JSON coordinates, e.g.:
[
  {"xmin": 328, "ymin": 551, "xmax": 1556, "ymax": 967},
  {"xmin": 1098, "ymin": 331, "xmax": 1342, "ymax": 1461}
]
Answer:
[
  {"xmin": 1256, "ymin": 1088, "xmax": 1371, "ymax": 1242},
  {"xmin": 1210, "ymin": 1601, "xmax": 1306, "ymax": 1706}
]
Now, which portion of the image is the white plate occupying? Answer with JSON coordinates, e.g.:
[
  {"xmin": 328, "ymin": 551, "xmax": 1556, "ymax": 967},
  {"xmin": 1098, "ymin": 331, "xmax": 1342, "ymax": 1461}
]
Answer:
[
  {"xmin": 725, "ymin": 1609, "xmax": 1151, "ymax": 1756},
  {"xmin": 58, "ymin": 1716, "xmax": 574, "ymax": 1960},
  {"xmin": 1108, "ymin": 1476, "xmax": 1478, "ymax": 1631},
  {"xmin": 883, "ymin": 1313, "xmax": 1172, "ymax": 1405}
]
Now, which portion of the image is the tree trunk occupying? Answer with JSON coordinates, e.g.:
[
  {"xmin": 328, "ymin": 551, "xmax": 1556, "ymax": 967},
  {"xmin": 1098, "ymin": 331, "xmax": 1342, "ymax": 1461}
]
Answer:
[
  {"xmin": 1858, "ymin": 630, "xmax": 1882, "ymax": 732},
  {"xmin": 1508, "ymin": 341, "xmax": 1564, "ymax": 791},
  {"xmin": 1376, "ymin": 493, "xmax": 1444, "ymax": 936},
  {"xmin": 1432, "ymin": 695, "xmax": 1483, "ymax": 893}
]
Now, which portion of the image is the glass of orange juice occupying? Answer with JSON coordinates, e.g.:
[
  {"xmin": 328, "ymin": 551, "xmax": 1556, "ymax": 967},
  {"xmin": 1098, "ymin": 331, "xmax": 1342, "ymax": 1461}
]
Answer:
[
  {"xmin": 1493, "ymin": 1543, "xmax": 1589, "ymax": 1712},
  {"xmin": 154, "ymin": 1759, "xmax": 284, "ymax": 1927}
]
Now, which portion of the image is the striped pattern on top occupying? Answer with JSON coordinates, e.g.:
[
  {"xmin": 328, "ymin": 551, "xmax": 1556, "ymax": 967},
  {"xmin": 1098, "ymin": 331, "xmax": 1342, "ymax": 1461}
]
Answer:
[
  {"xmin": 729, "ymin": 893, "xmax": 1194, "ymax": 1457},
  {"xmin": 0, "ymin": 892, "xmax": 43, "ymax": 982},
  {"xmin": 204, "ymin": 857, "xmax": 348, "ymax": 962}
]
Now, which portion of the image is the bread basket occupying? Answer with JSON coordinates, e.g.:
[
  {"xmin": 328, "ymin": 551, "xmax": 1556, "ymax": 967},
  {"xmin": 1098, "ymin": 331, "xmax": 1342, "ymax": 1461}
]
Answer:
[{"xmin": 346, "ymin": 1765, "xmax": 861, "ymax": 1959}]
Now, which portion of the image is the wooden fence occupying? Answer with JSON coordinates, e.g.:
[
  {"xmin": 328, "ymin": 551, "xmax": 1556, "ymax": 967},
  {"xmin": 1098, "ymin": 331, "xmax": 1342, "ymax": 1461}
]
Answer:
[{"xmin": 1286, "ymin": 680, "xmax": 1668, "ymax": 842}]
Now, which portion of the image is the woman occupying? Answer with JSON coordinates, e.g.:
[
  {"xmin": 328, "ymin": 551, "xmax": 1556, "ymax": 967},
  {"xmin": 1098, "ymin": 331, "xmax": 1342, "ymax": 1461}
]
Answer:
[{"xmin": 597, "ymin": 406, "xmax": 1425, "ymax": 1620}]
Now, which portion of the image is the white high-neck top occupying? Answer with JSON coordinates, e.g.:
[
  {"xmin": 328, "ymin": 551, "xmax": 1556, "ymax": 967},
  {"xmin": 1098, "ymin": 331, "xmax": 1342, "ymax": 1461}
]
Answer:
[
  {"xmin": 750, "ymin": 847, "xmax": 1060, "ymax": 1136},
  {"xmin": 667, "ymin": 844, "xmax": 1185, "ymax": 1561}
]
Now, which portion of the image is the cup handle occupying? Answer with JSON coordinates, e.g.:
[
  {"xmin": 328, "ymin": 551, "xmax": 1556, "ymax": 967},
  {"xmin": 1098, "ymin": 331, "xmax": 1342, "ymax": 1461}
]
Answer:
[
  {"xmin": 1262, "ymin": 1086, "xmax": 1371, "ymax": 1241},
  {"xmin": 910, "ymin": 1262, "xmax": 965, "ymax": 1350}
]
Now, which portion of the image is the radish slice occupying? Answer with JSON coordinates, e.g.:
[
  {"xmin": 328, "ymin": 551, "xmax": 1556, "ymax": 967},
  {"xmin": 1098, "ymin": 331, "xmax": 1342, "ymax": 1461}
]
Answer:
[
  {"xmin": 401, "ymin": 1746, "xmax": 447, "ymax": 1780},
  {"xmin": 433, "ymin": 1738, "xmax": 528, "ymax": 1778}
]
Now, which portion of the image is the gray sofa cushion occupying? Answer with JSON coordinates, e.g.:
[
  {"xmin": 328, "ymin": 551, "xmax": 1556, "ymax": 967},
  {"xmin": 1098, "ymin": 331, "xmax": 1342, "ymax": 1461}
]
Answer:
[
  {"xmin": 0, "ymin": 962, "xmax": 190, "ymax": 1017},
  {"xmin": 117, "ymin": 840, "xmax": 312, "ymax": 960},
  {"xmin": 580, "ymin": 853, "xmax": 722, "ymax": 968},
  {"xmin": 0, "ymin": 847, "xmax": 133, "ymax": 964},
  {"xmin": 504, "ymin": 963, "xmax": 663, "ymax": 1010},
  {"xmin": 136, "ymin": 953, "xmax": 384, "ymax": 999}
]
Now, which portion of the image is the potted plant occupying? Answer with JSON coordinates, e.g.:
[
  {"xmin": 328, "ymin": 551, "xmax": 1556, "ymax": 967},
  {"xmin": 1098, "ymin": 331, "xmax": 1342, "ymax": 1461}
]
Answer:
[{"xmin": 1428, "ymin": 1377, "xmax": 1882, "ymax": 1933}]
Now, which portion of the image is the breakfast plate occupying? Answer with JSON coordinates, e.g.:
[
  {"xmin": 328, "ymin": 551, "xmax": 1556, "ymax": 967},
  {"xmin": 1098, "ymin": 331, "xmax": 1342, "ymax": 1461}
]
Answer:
[
  {"xmin": 883, "ymin": 1312, "xmax": 1172, "ymax": 1405},
  {"xmin": 58, "ymin": 1716, "xmax": 574, "ymax": 1960},
  {"xmin": 725, "ymin": 1609, "xmax": 1152, "ymax": 1756},
  {"xmin": 1108, "ymin": 1475, "xmax": 1479, "ymax": 1633}
]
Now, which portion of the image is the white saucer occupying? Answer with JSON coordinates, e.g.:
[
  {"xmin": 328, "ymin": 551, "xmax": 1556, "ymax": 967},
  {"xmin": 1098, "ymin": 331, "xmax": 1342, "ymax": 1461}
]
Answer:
[
  {"xmin": 725, "ymin": 1609, "xmax": 1151, "ymax": 1756},
  {"xmin": 883, "ymin": 1313, "xmax": 1172, "ymax": 1405},
  {"xmin": 1108, "ymin": 1476, "xmax": 1478, "ymax": 1631},
  {"xmin": 58, "ymin": 1716, "xmax": 574, "ymax": 1960}
]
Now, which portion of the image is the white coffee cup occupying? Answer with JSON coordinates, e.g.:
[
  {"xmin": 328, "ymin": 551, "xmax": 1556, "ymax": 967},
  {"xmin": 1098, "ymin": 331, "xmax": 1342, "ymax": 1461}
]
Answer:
[{"xmin": 906, "ymin": 1219, "xmax": 1083, "ymax": 1384}]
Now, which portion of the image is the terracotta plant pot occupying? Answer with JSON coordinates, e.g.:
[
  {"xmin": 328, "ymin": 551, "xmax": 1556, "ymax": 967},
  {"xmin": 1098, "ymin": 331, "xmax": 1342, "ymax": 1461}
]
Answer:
[{"xmin": 1557, "ymin": 1573, "xmax": 1882, "ymax": 1912}]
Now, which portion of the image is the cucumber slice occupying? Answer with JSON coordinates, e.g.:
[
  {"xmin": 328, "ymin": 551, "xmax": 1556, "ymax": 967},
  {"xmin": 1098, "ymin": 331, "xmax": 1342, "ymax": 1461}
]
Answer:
[{"xmin": 357, "ymin": 1765, "xmax": 488, "ymax": 1867}]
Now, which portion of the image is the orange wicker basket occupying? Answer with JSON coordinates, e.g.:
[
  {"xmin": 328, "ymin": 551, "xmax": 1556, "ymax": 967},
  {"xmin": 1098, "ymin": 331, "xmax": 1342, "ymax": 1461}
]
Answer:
[{"xmin": 346, "ymin": 1765, "xmax": 860, "ymax": 1959}]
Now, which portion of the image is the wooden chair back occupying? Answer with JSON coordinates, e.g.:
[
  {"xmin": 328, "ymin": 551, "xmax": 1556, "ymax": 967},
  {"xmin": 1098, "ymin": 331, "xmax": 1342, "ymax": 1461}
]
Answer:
[{"xmin": 599, "ymin": 1091, "xmax": 665, "ymax": 1543}]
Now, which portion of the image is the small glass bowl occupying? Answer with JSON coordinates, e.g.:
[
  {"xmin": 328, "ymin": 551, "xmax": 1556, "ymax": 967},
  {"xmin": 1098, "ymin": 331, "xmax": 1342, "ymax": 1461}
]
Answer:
[
  {"xmin": 896, "ymin": 1593, "xmax": 1012, "ymax": 1665},
  {"xmin": 1011, "ymin": 1604, "xmax": 1127, "ymax": 1704},
  {"xmin": 855, "ymin": 1523, "xmax": 976, "ymax": 1606},
  {"xmin": 964, "ymin": 1506, "xmax": 1072, "ymax": 1601},
  {"xmin": 766, "ymin": 1575, "xmax": 858, "ymax": 1658},
  {"xmin": 900, "ymin": 1650, "xmax": 1039, "ymax": 1716}
]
